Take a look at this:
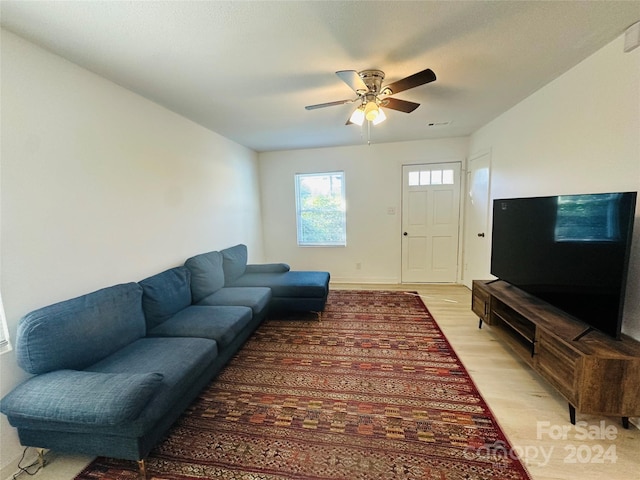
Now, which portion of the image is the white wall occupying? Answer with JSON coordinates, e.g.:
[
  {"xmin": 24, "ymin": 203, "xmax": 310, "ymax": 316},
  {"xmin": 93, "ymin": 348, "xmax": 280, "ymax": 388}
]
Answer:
[
  {"xmin": 468, "ymin": 34, "xmax": 640, "ymax": 339},
  {"xmin": 0, "ymin": 30, "xmax": 263, "ymax": 473},
  {"xmin": 258, "ymin": 138, "xmax": 469, "ymax": 282}
]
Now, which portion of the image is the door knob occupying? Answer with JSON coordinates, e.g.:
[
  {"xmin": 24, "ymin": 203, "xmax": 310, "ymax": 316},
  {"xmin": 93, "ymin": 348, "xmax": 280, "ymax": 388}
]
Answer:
[
  {"xmin": 477, "ymin": 233, "xmax": 485, "ymax": 237},
  {"xmin": 403, "ymin": 232, "xmax": 408, "ymax": 236}
]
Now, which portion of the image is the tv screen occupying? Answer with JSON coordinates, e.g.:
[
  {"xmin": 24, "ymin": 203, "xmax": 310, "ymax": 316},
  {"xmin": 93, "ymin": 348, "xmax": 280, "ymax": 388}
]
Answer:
[{"xmin": 490, "ymin": 191, "xmax": 637, "ymax": 339}]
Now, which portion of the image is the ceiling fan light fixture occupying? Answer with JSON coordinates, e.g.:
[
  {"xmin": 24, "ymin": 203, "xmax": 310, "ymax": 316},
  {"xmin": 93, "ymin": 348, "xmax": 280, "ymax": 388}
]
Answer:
[
  {"xmin": 349, "ymin": 107, "xmax": 365, "ymax": 126},
  {"xmin": 306, "ymin": 67, "xmax": 436, "ymax": 135},
  {"xmin": 372, "ymin": 108, "xmax": 386, "ymax": 125},
  {"xmin": 364, "ymin": 101, "xmax": 379, "ymax": 121}
]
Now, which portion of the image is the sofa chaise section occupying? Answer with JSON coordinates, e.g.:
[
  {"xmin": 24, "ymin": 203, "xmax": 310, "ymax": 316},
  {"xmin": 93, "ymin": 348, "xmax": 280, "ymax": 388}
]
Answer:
[{"xmin": 220, "ymin": 244, "xmax": 330, "ymax": 313}]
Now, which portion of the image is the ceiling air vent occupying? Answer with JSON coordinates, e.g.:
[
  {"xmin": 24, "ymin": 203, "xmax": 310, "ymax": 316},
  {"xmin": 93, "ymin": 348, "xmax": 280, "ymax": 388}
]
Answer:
[{"xmin": 427, "ymin": 121, "xmax": 451, "ymax": 127}]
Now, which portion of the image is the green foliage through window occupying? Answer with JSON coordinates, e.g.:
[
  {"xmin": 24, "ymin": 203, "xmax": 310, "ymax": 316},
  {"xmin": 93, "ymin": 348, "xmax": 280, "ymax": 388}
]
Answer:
[{"xmin": 295, "ymin": 172, "xmax": 346, "ymax": 246}]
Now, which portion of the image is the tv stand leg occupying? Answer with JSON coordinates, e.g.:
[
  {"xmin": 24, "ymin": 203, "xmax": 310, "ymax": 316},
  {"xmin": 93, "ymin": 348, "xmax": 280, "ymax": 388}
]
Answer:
[
  {"xmin": 478, "ymin": 318, "xmax": 483, "ymax": 329},
  {"xmin": 569, "ymin": 404, "xmax": 576, "ymax": 425},
  {"xmin": 622, "ymin": 417, "xmax": 629, "ymax": 429}
]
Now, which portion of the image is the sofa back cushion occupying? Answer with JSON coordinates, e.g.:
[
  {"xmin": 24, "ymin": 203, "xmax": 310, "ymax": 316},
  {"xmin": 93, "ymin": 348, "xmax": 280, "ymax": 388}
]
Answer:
[
  {"xmin": 139, "ymin": 267, "xmax": 192, "ymax": 329},
  {"xmin": 220, "ymin": 244, "xmax": 248, "ymax": 284},
  {"xmin": 184, "ymin": 251, "xmax": 225, "ymax": 303},
  {"xmin": 16, "ymin": 283, "xmax": 146, "ymax": 375}
]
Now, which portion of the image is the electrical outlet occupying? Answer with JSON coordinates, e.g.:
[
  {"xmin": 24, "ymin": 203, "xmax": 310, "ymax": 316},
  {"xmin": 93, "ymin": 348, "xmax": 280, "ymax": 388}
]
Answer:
[{"xmin": 356, "ymin": 262, "xmax": 362, "ymax": 270}]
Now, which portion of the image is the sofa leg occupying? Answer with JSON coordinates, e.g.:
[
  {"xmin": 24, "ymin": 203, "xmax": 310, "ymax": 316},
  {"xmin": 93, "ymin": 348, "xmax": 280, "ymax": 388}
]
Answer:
[
  {"xmin": 137, "ymin": 459, "xmax": 148, "ymax": 479},
  {"xmin": 314, "ymin": 311, "xmax": 322, "ymax": 322},
  {"xmin": 37, "ymin": 448, "xmax": 46, "ymax": 469}
]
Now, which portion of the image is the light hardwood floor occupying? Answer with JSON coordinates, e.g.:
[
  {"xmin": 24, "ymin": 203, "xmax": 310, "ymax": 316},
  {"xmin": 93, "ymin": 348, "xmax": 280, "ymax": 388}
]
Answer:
[{"xmin": 10, "ymin": 284, "xmax": 639, "ymax": 480}]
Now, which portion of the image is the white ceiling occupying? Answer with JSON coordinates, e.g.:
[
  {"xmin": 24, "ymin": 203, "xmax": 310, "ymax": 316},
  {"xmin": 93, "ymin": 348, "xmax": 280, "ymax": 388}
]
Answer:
[{"xmin": 1, "ymin": 1, "xmax": 639, "ymax": 152}]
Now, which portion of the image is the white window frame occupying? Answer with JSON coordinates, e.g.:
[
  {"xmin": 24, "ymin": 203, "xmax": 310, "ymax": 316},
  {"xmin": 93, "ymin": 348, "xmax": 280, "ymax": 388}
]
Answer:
[
  {"xmin": 0, "ymin": 293, "xmax": 11, "ymax": 354},
  {"xmin": 295, "ymin": 171, "xmax": 346, "ymax": 247}
]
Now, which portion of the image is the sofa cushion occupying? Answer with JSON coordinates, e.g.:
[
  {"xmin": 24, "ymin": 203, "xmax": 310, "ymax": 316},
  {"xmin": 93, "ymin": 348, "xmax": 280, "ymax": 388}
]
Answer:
[
  {"xmin": 84, "ymin": 336, "xmax": 218, "ymax": 436},
  {"xmin": 245, "ymin": 263, "xmax": 290, "ymax": 274},
  {"xmin": 139, "ymin": 267, "xmax": 192, "ymax": 329},
  {"xmin": 220, "ymin": 244, "xmax": 248, "ymax": 284},
  {"xmin": 185, "ymin": 251, "xmax": 225, "ymax": 304},
  {"xmin": 197, "ymin": 287, "xmax": 271, "ymax": 317},
  {"xmin": 0, "ymin": 370, "xmax": 164, "ymax": 426},
  {"xmin": 228, "ymin": 271, "xmax": 330, "ymax": 298},
  {"xmin": 16, "ymin": 283, "xmax": 146, "ymax": 375},
  {"xmin": 148, "ymin": 305, "xmax": 253, "ymax": 349}
]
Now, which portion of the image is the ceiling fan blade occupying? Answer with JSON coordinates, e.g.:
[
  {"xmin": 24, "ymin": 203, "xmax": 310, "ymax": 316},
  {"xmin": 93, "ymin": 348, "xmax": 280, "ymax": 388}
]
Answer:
[
  {"xmin": 383, "ymin": 68, "xmax": 436, "ymax": 95},
  {"xmin": 380, "ymin": 97, "xmax": 420, "ymax": 113},
  {"xmin": 336, "ymin": 70, "xmax": 368, "ymax": 94},
  {"xmin": 305, "ymin": 99, "xmax": 354, "ymax": 110}
]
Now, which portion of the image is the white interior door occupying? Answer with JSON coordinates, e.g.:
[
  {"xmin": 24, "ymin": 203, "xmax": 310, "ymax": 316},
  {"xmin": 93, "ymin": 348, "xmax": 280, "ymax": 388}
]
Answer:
[
  {"xmin": 463, "ymin": 151, "xmax": 491, "ymax": 287},
  {"xmin": 401, "ymin": 163, "xmax": 461, "ymax": 283}
]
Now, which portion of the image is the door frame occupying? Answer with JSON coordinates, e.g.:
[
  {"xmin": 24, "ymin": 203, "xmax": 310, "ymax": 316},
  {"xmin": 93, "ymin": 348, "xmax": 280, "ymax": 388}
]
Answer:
[
  {"xmin": 462, "ymin": 148, "xmax": 492, "ymax": 288},
  {"xmin": 400, "ymin": 161, "xmax": 464, "ymax": 284}
]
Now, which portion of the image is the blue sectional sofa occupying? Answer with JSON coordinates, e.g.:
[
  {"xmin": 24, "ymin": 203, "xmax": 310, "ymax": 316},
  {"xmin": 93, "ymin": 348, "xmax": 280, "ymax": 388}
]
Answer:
[{"xmin": 0, "ymin": 245, "xmax": 329, "ymax": 476}]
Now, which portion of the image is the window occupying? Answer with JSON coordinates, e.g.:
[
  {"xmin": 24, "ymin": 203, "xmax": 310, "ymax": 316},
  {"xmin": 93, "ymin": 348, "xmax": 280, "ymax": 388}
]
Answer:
[
  {"xmin": 408, "ymin": 168, "xmax": 455, "ymax": 186},
  {"xmin": 295, "ymin": 171, "xmax": 346, "ymax": 246},
  {"xmin": 0, "ymin": 293, "xmax": 11, "ymax": 354}
]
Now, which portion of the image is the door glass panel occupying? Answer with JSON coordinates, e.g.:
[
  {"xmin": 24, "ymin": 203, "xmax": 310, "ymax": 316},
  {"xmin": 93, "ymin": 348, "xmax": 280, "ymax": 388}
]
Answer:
[{"xmin": 443, "ymin": 169, "xmax": 454, "ymax": 185}]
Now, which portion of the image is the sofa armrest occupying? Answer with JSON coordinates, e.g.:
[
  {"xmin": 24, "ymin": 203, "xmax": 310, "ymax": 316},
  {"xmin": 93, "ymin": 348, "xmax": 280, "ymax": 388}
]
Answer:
[
  {"xmin": 245, "ymin": 263, "xmax": 291, "ymax": 274},
  {"xmin": 0, "ymin": 370, "xmax": 163, "ymax": 426}
]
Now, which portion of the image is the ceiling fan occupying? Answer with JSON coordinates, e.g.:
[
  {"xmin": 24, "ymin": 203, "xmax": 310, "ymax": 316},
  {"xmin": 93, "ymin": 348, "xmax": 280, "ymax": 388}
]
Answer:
[{"xmin": 305, "ymin": 68, "xmax": 436, "ymax": 126}]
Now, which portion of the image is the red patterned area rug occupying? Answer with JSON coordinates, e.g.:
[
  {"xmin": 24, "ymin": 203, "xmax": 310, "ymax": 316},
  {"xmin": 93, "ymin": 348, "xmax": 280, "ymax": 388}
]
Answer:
[{"xmin": 76, "ymin": 290, "xmax": 531, "ymax": 480}]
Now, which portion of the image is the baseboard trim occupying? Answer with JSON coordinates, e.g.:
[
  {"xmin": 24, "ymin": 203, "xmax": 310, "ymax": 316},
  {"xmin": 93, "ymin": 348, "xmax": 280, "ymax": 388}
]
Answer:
[{"xmin": 329, "ymin": 277, "xmax": 400, "ymax": 284}]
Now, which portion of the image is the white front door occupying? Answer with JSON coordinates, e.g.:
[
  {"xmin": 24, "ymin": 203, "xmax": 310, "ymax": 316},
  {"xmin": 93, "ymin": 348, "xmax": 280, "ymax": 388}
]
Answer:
[
  {"xmin": 463, "ymin": 150, "xmax": 491, "ymax": 287},
  {"xmin": 401, "ymin": 163, "xmax": 461, "ymax": 283}
]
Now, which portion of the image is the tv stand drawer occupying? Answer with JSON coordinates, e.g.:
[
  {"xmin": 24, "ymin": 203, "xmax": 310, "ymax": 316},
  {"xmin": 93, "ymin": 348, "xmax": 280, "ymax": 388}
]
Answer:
[
  {"xmin": 535, "ymin": 329, "xmax": 580, "ymax": 403},
  {"xmin": 471, "ymin": 280, "xmax": 491, "ymax": 322}
]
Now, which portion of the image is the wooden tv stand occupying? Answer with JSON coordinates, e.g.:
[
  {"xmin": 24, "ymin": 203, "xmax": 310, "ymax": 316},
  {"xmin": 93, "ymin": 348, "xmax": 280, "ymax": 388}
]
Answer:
[{"xmin": 472, "ymin": 280, "xmax": 640, "ymax": 428}]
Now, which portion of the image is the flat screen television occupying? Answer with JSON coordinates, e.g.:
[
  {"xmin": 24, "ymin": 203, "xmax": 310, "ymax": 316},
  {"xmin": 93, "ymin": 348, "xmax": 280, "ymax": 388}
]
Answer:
[{"xmin": 490, "ymin": 191, "xmax": 637, "ymax": 339}]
